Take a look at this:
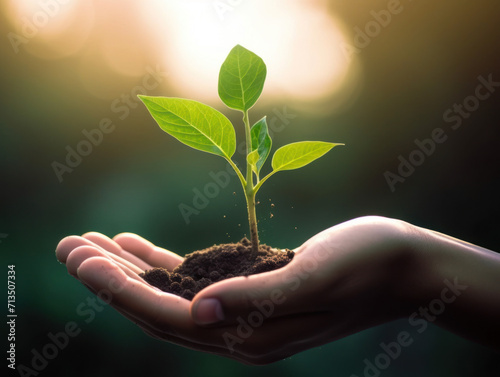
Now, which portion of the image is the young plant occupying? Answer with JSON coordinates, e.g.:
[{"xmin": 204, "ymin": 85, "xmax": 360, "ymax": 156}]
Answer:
[{"xmin": 139, "ymin": 45, "xmax": 343, "ymax": 253}]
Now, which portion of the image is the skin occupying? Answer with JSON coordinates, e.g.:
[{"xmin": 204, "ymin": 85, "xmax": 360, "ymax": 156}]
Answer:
[{"xmin": 55, "ymin": 216, "xmax": 500, "ymax": 365}]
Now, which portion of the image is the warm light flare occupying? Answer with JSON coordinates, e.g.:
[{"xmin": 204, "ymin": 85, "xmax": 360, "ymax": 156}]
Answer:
[
  {"xmin": 142, "ymin": 0, "xmax": 355, "ymax": 104},
  {"xmin": 4, "ymin": 0, "xmax": 94, "ymax": 59},
  {"xmin": 3, "ymin": 0, "xmax": 359, "ymax": 108}
]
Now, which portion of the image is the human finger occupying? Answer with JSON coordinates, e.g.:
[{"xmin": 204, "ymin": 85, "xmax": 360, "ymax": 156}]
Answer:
[
  {"xmin": 56, "ymin": 235, "xmax": 145, "ymax": 276},
  {"xmin": 76, "ymin": 257, "xmax": 196, "ymax": 335},
  {"xmin": 56, "ymin": 235, "xmax": 91, "ymax": 263},
  {"xmin": 190, "ymin": 254, "xmax": 327, "ymax": 327},
  {"xmin": 76, "ymin": 256, "xmax": 274, "ymax": 355},
  {"xmin": 67, "ymin": 245, "xmax": 147, "ymax": 283},
  {"xmin": 82, "ymin": 232, "xmax": 153, "ymax": 271},
  {"xmin": 113, "ymin": 232, "xmax": 184, "ymax": 270}
]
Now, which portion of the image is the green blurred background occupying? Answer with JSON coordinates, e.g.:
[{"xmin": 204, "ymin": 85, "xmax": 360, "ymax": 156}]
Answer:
[{"xmin": 1, "ymin": 0, "xmax": 499, "ymax": 376}]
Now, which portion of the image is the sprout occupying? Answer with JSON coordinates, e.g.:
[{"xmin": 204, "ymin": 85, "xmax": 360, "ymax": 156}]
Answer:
[{"xmin": 139, "ymin": 45, "xmax": 343, "ymax": 253}]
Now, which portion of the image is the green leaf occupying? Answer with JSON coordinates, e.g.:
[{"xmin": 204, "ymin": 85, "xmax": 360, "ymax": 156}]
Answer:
[
  {"xmin": 218, "ymin": 45, "xmax": 267, "ymax": 112},
  {"xmin": 247, "ymin": 149, "xmax": 259, "ymax": 175},
  {"xmin": 250, "ymin": 117, "xmax": 272, "ymax": 175},
  {"xmin": 138, "ymin": 96, "xmax": 236, "ymax": 159},
  {"xmin": 271, "ymin": 141, "xmax": 343, "ymax": 172}
]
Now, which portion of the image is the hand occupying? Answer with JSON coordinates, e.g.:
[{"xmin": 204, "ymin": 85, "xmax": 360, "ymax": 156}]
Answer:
[
  {"xmin": 191, "ymin": 216, "xmax": 500, "ymax": 355},
  {"xmin": 55, "ymin": 216, "xmax": 418, "ymax": 364},
  {"xmin": 55, "ymin": 216, "xmax": 500, "ymax": 364},
  {"xmin": 55, "ymin": 231, "xmax": 263, "ymax": 363},
  {"xmin": 189, "ymin": 216, "xmax": 419, "ymax": 361}
]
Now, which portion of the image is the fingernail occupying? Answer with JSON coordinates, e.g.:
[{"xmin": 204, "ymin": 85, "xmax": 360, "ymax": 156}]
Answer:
[{"xmin": 194, "ymin": 298, "xmax": 225, "ymax": 325}]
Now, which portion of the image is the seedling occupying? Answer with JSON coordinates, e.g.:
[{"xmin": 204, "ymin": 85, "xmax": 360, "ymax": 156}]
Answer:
[{"xmin": 139, "ymin": 45, "xmax": 343, "ymax": 253}]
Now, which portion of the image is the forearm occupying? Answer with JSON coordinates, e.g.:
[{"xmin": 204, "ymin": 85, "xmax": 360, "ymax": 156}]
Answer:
[{"xmin": 408, "ymin": 224, "xmax": 500, "ymax": 349}]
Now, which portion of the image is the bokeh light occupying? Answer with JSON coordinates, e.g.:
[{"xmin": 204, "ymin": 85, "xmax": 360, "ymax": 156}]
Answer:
[
  {"xmin": 140, "ymin": 0, "xmax": 354, "ymax": 103},
  {"xmin": 4, "ymin": 0, "xmax": 357, "ymax": 107},
  {"xmin": 4, "ymin": 0, "xmax": 94, "ymax": 59}
]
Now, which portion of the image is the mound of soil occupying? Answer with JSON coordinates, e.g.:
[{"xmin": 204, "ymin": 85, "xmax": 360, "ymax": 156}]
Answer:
[{"xmin": 140, "ymin": 238, "xmax": 294, "ymax": 300}]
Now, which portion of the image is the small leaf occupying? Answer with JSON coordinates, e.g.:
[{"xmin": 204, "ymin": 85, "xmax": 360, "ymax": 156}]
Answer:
[
  {"xmin": 271, "ymin": 141, "xmax": 343, "ymax": 172},
  {"xmin": 218, "ymin": 45, "xmax": 267, "ymax": 112},
  {"xmin": 250, "ymin": 117, "xmax": 272, "ymax": 174},
  {"xmin": 138, "ymin": 96, "xmax": 236, "ymax": 159},
  {"xmin": 247, "ymin": 149, "xmax": 259, "ymax": 175}
]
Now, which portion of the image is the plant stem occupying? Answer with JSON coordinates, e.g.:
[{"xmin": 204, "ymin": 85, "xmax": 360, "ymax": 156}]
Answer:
[
  {"xmin": 246, "ymin": 190, "xmax": 259, "ymax": 253},
  {"xmin": 243, "ymin": 110, "xmax": 259, "ymax": 253}
]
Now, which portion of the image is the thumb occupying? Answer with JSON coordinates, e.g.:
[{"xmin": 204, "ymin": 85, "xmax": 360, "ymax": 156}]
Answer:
[{"xmin": 190, "ymin": 258, "xmax": 313, "ymax": 326}]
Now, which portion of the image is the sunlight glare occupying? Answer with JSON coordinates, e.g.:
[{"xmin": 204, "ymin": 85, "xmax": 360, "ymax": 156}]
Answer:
[
  {"xmin": 142, "ymin": 0, "xmax": 353, "ymax": 105},
  {"xmin": 4, "ymin": 0, "xmax": 93, "ymax": 59}
]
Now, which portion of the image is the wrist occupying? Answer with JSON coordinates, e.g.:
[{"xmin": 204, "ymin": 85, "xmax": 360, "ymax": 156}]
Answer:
[
  {"xmin": 381, "ymin": 219, "xmax": 433, "ymax": 317},
  {"xmin": 329, "ymin": 217, "xmax": 433, "ymax": 320},
  {"xmin": 392, "ymin": 223, "xmax": 474, "ymax": 314}
]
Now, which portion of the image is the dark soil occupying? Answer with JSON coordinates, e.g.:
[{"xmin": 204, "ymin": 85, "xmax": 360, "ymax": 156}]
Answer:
[{"xmin": 140, "ymin": 238, "xmax": 294, "ymax": 300}]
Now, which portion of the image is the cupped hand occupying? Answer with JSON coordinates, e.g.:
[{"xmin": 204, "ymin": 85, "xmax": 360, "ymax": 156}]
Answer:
[
  {"xmin": 55, "ymin": 216, "xmax": 418, "ymax": 364},
  {"xmin": 55, "ymin": 232, "xmax": 260, "ymax": 363}
]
